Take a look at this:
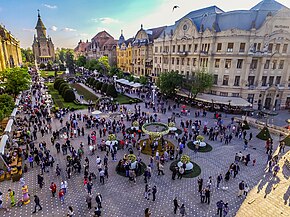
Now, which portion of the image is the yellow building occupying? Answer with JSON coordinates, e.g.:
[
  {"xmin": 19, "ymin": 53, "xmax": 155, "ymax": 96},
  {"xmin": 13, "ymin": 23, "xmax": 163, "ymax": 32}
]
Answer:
[
  {"xmin": 0, "ymin": 25, "xmax": 22, "ymax": 71},
  {"xmin": 117, "ymin": 31, "xmax": 133, "ymax": 73}
]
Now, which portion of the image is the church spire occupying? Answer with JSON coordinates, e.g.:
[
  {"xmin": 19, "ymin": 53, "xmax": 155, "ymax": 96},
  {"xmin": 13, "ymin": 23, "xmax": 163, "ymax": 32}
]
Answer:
[
  {"xmin": 35, "ymin": 9, "xmax": 47, "ymax": 38},
  {"xmin": 38, "ymin": 9, "xmax": 40, "ymax": 18}
]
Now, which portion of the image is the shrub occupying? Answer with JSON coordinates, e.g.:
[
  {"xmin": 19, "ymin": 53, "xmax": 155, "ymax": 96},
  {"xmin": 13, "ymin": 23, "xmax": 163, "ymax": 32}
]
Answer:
[
  {"xmin": 101, "ymin": 83, "xmax": 108, "ymax": 93},
  {"xmin": 106, "ymin": 84, "xmax": 118, "ymax": 98},
  {"xmin": 196, "ymin": 135, "xmax": 204, "ymax": 142},
  {"xmin": 59, "ymin": 83, "xmax": 69, "ymax": 94},
  {"xmin": 96, "ymin": 82, "xmax": 103, "ymax": 90},
  {"xmin": 54, "ymin": 79, "xmax": 65, "ymax": 90},
  {"xmin": 61, "ymin": 86, "xmax": 70, "ymax": 97},
  {"xmin": 63, "ymin": 89, "xmax": 76, "ymax": 102},
  {"xmin": 89, "ymin": 78, "xmax": 95, "ymax": 86}
]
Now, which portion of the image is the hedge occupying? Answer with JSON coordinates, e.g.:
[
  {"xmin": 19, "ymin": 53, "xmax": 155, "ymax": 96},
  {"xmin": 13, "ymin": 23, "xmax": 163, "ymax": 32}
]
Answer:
[
  {"xmin": 101, "ymin": 83, "xmax": 108, "ymax": 93},
  {"xmin": 59, "ymin": 83, "xmax": 69, "ymax": 94},
  {"xmin": 54, "ymin": 79, "xmax": 65, "ymax": 90},
  {"xmin": 96, "ymin": 82, "xmax": 103, "ymax": 90},
  {"xmin": 63, "ymin": 89, "xmax": 76, "ymax": 102},
  {"xmin": 106, "ymin": 84, "xmax": 118, "ymax": 98}
]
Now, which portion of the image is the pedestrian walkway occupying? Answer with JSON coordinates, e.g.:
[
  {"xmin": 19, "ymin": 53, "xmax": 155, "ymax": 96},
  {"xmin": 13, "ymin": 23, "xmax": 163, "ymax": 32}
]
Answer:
[{"xmin": 78, "ymin": 83, "xmax": 103, "ymax": 99}]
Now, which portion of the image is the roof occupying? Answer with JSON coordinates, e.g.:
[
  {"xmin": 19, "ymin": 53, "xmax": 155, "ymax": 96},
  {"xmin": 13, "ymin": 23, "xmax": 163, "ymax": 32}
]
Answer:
[
  {"xmin": 133, "ymin": 26, "xmax": 166, "ymax": 46},
  {"xmin": 35, "ymin": 13, "xmax": 46, "ymax": 30},
  {"xmin": 90, "ymin": 30, "xmax": 116, "ymax": 50},
  {"xmin": 74, "ymin": 41, "xmax": 90, "ymax": 52},
  {"xmin": 160, "ymin": 0, "xmax": 288, "ymax": 37}
]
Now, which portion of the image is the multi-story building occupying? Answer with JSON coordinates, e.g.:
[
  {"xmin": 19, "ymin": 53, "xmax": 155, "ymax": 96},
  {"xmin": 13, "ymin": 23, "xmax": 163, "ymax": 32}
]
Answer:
[
  {"xmin": 153, "ymin": 0, "xmax": 290, "ymax": 110},
  {"xmin": 79, "ymin": 31, "xmax": 117, "ymax": 66},
  {"xmin": 74, "ymin": 40, "xmax": 90, "ymax": 58},
  {"xmin": 32, "ymin": 11, "xmax": 55, "ymax": 64},
  {"xmin": 116, "ymin": 31, "xmax": 133, "ymax": 73},
  {"xmin": 0, "ymin": 25, "xmax": 22, "ymax": 71},
  {"xmin": 132, "ymin": 25, "xmax": 166, "ymax": 77}
]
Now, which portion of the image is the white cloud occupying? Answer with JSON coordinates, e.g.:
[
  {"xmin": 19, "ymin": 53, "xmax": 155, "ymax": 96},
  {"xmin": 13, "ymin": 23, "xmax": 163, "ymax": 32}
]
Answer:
[
  {"xmin": 43, "ymin": 4, "xmax": 57, "ymax": 9},
  {"xmin": 62, "ymin": 27, "xmax": 77, "ymax": 32},
  {"xmin": 50, "ymin": 26, "xmax": 58, "ymax": 31},
  {"xmin": 22, "ymin": 28, "xmax": 35, "ymax": 32},
  {"xmin": 92, "ymin": 17, "xmax": 120, "ymax": 24}
]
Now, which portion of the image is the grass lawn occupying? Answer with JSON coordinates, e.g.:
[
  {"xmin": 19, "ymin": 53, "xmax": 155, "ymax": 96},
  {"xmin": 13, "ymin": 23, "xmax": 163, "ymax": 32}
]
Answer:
[
  {"xmin": 115, "ymin": 94, "xmax": 142, "ymax": 105},
  {"xmin": 71, "ymin": 83, "xmax": 98, "ymax": 101},
  {"xmin": 46, "ymin": 83, "xmax": 87, "ymax": 110},
  {"xmin": 40, "ymin": 71, "xmax": 64, "ymax": 78}
]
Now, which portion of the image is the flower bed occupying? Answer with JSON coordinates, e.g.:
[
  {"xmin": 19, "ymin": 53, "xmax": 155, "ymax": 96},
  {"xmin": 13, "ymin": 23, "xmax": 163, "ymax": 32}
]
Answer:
[
  {"xmin": 187, "ymin": 141, "xmax": 213, "ymax": 152},
  {"xmin": 169, "ymin": 160, "xmax": 201, "ymax": 178}
]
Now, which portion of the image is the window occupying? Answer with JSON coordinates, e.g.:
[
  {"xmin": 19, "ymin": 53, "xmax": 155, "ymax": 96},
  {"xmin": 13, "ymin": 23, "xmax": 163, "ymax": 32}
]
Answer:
[
  {"xmin": 225, "ymin": 59, "xmax": 231, "ymax": 69},
  {"xmin": 176, "ymin": 58, "xmax": 179, "ymax": 65},
  {"xmin": 234, "ymin": 76, "xmax": 240, "ymax": 86},
  {"xmin": 264, "ymin": 60, "xmax": 270, "ymax": 69},
  {"xmin": 183, "ymin": 45, "xmax": 186, "ymax": 52},
  {"xmin": 172, "ymin": 57, "xmax": 175, "ymax": 65},
  {"xmin": 232, "ymin": 93, "xmax": 240, "ymax": 97},
  {"xmin": 257, "ymin": 43, "xmax": 261, "ymax": 51},
  {"xmin": 282, "ymin": 44, "xmax": 288, "ymax": 53},
  {"xmin": 155, "ymin": 47, "xmax": 158, "ymax": 53},
  {"xmin": 272, "ymin": 60, "xmax": 277, "ymax": 70},
  {"xmin": 181, "ymin": 58, "xmax": 184, "ymax": 65},
  {"xmin": 247, "ymin": 94, "xmax": 254, "ymax": 104},
  {"xmin": 172, "ymin": 45, "xmax": 175, "ymax": 53},
  {"xmin": 222, "ymin": 75, "xmax": 229, "ymax": 85},
  {"xmin": 276, "ymin": 76, "xmax": 281, "ymax": 85},
  {"xmin": 177, "ymin": 45, "xmax": 180, "ymax": 52},
  {"xmin": 213, "ymin": 74, "xmax": 218, "ymax": 85},
  {"xmin": 217, "ymin": 43, "xmax": 222, "ymax": 52},
  {"xmin": 194, "ymin": 44, "xmax": 198, "ymax": 52},
  {"xmin": 154, "ymin": 57, "xmax": 157, "ymax": 63},
  {"xmin": 214, "ymin": 59, "xmax": 220, "ymax": 68},
  {"xmin": 192, "ymin": 58, "xmax": 196, "ymax": 66},
  {"xmin": 250, "ymin": 59, "xmax": 258, "ymax": 69},
  {"xmin": 248, "ymin": 76, "xmax": 255, "ymax": 86},
  {"xmin": 275, "ymin": 44, "xmax": 280, "ymax": 53},
  {"xmin": 269, "ymin": 76, "xmax": 274, "ymax": 86},
  {"xmin": 220, "ymin": 92, "xmax": 228, "ymax": 96},
  {"xmin": 238, "ymin": 43, "xmax": 245, "ymax": 53},
  {"xmin": 187, "ymin": 58, "xmax": 190, "ymax": 66},
  {"xmin": 210, "ymin": 90, "xmax": 217, "ymax": 95},
  {"xmin": 159, "ymin": 47, "xmax": 162, "ymax": 53},
  {"xmin": 237, "ymin": 59, "xmax": 243, "ymax": 69},
  {"xmin": 279, "ymin": 60, "xmax": 284, "ymax": 69},
  {"xmin": 227, "ymin": 43, "xmax": 234, "ymax": 52},
  {"xmin": 268, "ymin": 43, "xmax": 273, "ymax": 53},
  {"xmin": 261, "ymin": 76, "xmax": 267, "ymax": 86},
  {"xmin": 188, "ymin": 44, "xmax": 192, "ymax": 52}
]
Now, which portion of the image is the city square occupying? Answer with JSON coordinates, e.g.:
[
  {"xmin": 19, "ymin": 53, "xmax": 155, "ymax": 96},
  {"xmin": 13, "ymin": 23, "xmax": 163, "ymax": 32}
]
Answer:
[{"xmin": 0, "ymin": 0, "xmax": 290, "ymax": 217}]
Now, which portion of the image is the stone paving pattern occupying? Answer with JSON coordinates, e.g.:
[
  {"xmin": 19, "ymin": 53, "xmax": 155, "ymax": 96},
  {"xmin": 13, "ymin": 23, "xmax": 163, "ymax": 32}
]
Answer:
[{"xmin": 0, "ymin": 88, "xmax": 289, "ymax": 217}]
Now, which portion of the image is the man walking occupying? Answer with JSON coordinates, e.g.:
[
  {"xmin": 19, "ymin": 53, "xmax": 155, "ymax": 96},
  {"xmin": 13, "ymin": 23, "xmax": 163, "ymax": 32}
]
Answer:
[
  {"xmin": 152, "ymin": 185, "xmax": 157, "ymax": 201},
  {"xmin": 96, "ymin": 193, "xmax": 102, "ymax": 208},
  {"xmin": 197, "ymin": 177, "xmax": 203, "ymax": 192},
  {"xmin": 205, "ymin": 187, "xmax": 211, "ymax": 204},
  {"xmin": 49, "ymin": 182, "xmax": 57, "ymax": 197},
  {"xmin": 32, "ymin": 195, "xmax": 42, "ymax": 213},
  {"xmin": 216, "ymin": 200, "xmax": 224, "ymax": 217},
  {"xmin": 173, "ymin": 197, "xmax": 179, "ymax": 214},
  {"xmin": 238, "ymin": 181, "xmax": 245, "ymax": 197},
  {"xmin": 216, "ymin": 174, "xmax": 223, "ymax": 189}
]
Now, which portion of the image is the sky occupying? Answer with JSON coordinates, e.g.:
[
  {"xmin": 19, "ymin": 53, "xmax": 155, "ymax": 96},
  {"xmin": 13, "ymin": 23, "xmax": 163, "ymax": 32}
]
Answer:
[{"xmin": 0, "ymin": 0, "xmax": 289, "ymax": 49}]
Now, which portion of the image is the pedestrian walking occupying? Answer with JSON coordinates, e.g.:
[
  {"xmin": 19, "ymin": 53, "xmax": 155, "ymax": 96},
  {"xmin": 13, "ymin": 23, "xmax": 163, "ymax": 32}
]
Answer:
[
  {"xmin": 96, "ymin": 193, "xmax": 102, "ymax": 208},
  {"xmin": 152, "ymin": 185, "xmax": 157, "ymax": 201},
  {"xmin": 37, "ymin": 174, "xmax": 44, "ymax": 189},
  {"xmin": 223, "ymin": 203, "xmax": 229, "ymax": 216},
  {"xmin": 7, "ymin": 189, "xmax": 16, "ymax": 207},
  {"xmin": 145, "ymin": 207, "xmax": 151, "ymax": 217},
  {"xmin": 244, "ymin": 184, "xmax": 249, "ymax": 196},
  {"xmin": 198, "ymin": 177, "xmax": 203, "ymax": 192},
  {"xmin": 49, "ymin": 182, "xmax": 57, "ymax": 197},
  {"xmin": 144, "ymin": 184, "xmax": 151, "ymax": 200},
  {"xmin": 200, "ymin": 188, "xmax": 206, "ymax": 203},
  {"xmin": 32, "ymin": 195, "xmax": 42, "ymax": 213},
  {"xmin": 216, "ymin": 200, "xmax": 224, "ymax": 217},
  {"xmin": 99, "ymin": 169, "xmax": 105, "ymax": 184},
  {"xmin": 179, "ymin": 204, "xmax": 186, "ymax": 216},
  {"xmin": 217, "ymin": 174, "xmax": 223, "ymax": 189},
  {"xmin": 177, "ymin": 167, "xmax": 184, "ymax": 179},
  {"xmin": 67, "ymin": 206, "xmax": 74, "ymax": 217},
  {"xmin": 59, "ymin": 189, "xmax": 65, "ymax": 203},
  {"xmin": 87, "ymin": 181, "xmax": 93, "ymax": 194},
  {"xmin": 94, "ymin": 207, "xmax": 101, "ymax": 217},
  {"xmin": 172, "ymin": 166, "xmax": 178, "ymax": 180},
  {"xmin": 238, "ymin": 181, "xmax": 245, "ymax": 197},
  {"xmin": 205, "ymin": 187, "xmax": 211, "ymax": 204},
  {"xmin": 173, "ymin": 197, "xmax": 179, "ymax": 214},
  {"xmin": 86, "ymin": 193, "xmax": 92, "ymax": 209}
]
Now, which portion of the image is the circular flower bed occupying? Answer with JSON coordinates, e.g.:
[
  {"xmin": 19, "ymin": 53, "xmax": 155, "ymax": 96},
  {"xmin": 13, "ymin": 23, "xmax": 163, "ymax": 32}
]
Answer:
[
  {"xmin": 187, "ymin": 141, "xmax": 213, "ymax": 152},
  {"xmin": 116, "ymin": 161, "xmax": 146, "ymax": 177},
  {"xmin": 140, "ymin": 138, "xmax": 175, "ymax": 156},
  {"xmin": 108, "ymin": 134, "xmax": 116, "ymax": 141},
  {"xmin": 180, "ymin": 155, "xmax": 190, "ymax": 164},
  {"xmin": 170, "ymin": 160, "xmax": 201, "ymax": 178}
]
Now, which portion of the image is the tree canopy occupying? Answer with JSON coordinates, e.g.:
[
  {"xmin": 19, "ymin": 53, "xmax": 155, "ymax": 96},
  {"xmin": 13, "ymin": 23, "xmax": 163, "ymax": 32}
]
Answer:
[
  {"xmin": 97, "ymin": 56, "xmax": 110, "ymax": 74},
  {"xmin": 21, "ymin": 48, "xmax": 35, "ymax": 64},
  {"xmin": 0, "ymin": 67, "xmax": 31, "ymax": 96},
  {"xmin": 0, "ymin": 94, "xmax": 15, "ymax": 121},
  {"xmin": 157, "ymin": 70, "xmax": 183, "ymax": 96},
  {"xmin": 66, "ymin": 50, "xmax": 75, "ymax": 73},
  {"xmin": 76, "ymin": 55, "xmax": 87, "ymax": 67}
]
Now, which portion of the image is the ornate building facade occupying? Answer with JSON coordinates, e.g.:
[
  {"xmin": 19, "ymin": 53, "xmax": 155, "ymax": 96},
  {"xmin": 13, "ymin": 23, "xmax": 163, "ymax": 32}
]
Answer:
[
  {"xmin": 116, "ymin": 31, "xmax": 133, "ymax": 73},
  {"xmin": 76, "ymin": 31, "xmax": 117, "ymax": 66},
  {"xmin": 132, "ymin": 25, "xmax": 166, "ymax": 77},
  {"xmin": 0, "ymin": 25, "xmax": 22, "ymax": 71},
  {"xmin": 32, "ymin": 11, "xmax": 55, "ymax": 64},
  {"xmin": 153, "ymin": 0, "xmax": 290, "ymax": 110}
]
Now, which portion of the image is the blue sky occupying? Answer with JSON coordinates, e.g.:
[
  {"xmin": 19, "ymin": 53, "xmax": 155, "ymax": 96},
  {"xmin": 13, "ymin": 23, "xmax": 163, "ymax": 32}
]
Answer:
[{"xmin": 0, "ymin": 0, "xmax": 289, "ymax": 49}]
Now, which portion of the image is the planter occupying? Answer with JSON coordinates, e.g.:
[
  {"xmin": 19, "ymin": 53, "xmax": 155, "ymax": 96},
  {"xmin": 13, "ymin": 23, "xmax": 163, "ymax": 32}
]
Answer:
[{"xmin": 177, "ymin": 161, "xmax": 194, "ymax": 171}]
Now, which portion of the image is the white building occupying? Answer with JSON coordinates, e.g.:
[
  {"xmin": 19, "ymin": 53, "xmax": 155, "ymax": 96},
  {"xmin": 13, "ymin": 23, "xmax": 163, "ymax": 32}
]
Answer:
[{"xmin": 153, "ymin": 0, "xmax": 290, "ymax": 110}]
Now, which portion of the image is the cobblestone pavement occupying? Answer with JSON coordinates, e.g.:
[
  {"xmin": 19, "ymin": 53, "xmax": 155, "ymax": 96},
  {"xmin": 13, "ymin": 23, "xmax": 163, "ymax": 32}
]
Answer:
[{"xmin": 0, "ymin": 93, "xmax": 289, "ymax": 217}]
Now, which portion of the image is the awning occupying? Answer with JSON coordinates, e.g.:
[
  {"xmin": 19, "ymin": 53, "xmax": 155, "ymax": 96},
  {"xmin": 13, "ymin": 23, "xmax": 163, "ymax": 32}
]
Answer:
[
  {"xmin": 116, "ymin": 79, "xmax": 143, "ymax": 88},
  {"xmin": 177, "ymin": 92, "xmax": 252, "ymax": 107},
  {"xmin": 0, "ymin": 135, "xmax": 9, "ymax": 154},
  {"xmin": 4, "ymin": 119, "xmax": 14, "ymax": 133}
]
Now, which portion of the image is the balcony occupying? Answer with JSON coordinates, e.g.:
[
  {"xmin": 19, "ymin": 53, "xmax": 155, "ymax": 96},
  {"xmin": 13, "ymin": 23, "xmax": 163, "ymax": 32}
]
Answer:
[
  {"xmin": 200, "ymin": 50, "xmax": 208, "ymax": 56},
  {"xmin": 248, "ymin": 85, "xmax": 256, "ymax": 90},
  {"xmin": 162, "ymin": 51, "xmax": 169, "ymax": 55},
  {"xmin": 177, "ymin": 51, "xmax": 188, "ymax": 57}
]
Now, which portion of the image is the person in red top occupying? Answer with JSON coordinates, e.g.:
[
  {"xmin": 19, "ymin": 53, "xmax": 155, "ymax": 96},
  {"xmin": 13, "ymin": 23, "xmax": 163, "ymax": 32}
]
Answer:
[
  {"xmin": 59, "ymin": 189, "xmax": 65, "ymax": 203},
  {"xmin": 49, "ymin": 182, "xmax": 57, "ymax": 197}
]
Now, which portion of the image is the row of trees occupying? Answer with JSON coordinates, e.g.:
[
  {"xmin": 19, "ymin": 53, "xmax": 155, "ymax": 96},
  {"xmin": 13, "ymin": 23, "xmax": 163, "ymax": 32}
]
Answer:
[
  {"xmin": 157, "ymin": 69, "xmax": 214, "ymax": 99},
  {"xmin": 54, "ymin": 78, "xmax": 76, "ymax": 102},
  {"xmin": 86, "ymin": 78, "xmax": 118, "ymax": 98}
]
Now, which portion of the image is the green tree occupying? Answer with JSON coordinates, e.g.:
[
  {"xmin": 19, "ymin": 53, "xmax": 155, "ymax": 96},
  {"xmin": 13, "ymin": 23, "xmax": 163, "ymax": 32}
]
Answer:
[
  {"xmin": 39, "ymin": 63, "xmax": 46, "ymax": 69},
  {"xmin": 139, "ymin": 76, "xmax": 148, "ymax": 85},
  {"xmin": 106, "ymin": 84, "xmax": 118, "ymax": 98},
  {"xmin": 101, "ymin": 83, "xmax": 108, "ymax": 93},
  {"xmin": 256, "ymin": 127, "xmax": 272, "ymax": 141},
  {"xmin": 157, "ymin": 70, "xmax": 183, "ymax": 96},
  {"xmin": 96, "ymin": 82, "xmax": 103, "ymax": 91},
  {"xmin": 46, "ymin": 61, "xmax": 53, "ymax": 71},
  {"xmin": 0, "ymin": 94, "xmax": 15, "ymax": 121},
  {"xmin": 188, "ymin": 70, "xmax": 214, "ymax": 99},
  {"xmin": 21, "ymin": 48, "xmax": 35, "ymax": 64},
  {"xmin": 63, "ymin": 89, "xmax": 76, "ymax": 102},
  {"xmin": 86, "ymin": 59, "xmax": 99, "ymax": 71},
  {"xmin": 66, "ymin": 50, "xmax": 75, "ymax": 73},
  {"xmin": 127, "ymin": 75, "xmax": 134, "ymax": 82},
  {"xmin": 59, "ymin": 83, "xmax": 69, "ymax": 94},
  {"xmin": 0, "ymin": 67, "xmax": 31, "ymax": 97},
  {"xmin": 76, "ymin": 55, "xmax": 87, "ymax": 67},
  {"xmin": 54, "ymin": 78, "xmax": 65, "ymax": 90},
  {"xmin": 97, "ymin": 56, "xmax": 110, "ymax": 74}
]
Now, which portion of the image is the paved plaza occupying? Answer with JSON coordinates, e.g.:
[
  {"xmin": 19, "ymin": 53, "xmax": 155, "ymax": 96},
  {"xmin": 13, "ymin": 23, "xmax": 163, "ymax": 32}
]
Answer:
[{"xmin": 0, "ymin": 88, "xmax": 289, "ymax": 217}]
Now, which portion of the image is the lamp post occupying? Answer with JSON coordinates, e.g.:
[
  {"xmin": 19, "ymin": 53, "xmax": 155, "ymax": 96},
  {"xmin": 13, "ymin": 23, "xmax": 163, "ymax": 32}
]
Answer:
[{"xmin": 151, "ymin": 85, "xmax": 157, "ymax": 105}]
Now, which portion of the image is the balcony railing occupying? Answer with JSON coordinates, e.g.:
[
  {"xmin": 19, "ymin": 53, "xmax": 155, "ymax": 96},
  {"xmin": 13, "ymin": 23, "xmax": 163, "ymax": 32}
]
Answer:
[{"xmin": 177, "ymin": 51, "xmax": 189, "ymax": 57}]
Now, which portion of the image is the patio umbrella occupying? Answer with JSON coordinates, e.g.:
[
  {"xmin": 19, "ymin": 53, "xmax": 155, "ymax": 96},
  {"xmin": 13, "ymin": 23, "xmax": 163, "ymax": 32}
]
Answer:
[{"xmin": 92, "ymin": 110, "xmax": 102, "ymax": 115}]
